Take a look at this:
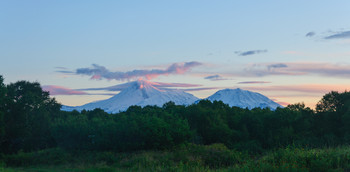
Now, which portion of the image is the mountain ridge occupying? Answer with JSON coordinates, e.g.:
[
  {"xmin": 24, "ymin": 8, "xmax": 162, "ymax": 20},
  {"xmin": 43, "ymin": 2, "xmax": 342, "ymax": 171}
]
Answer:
[
  {"xmin": 205, "ymin": 88, "xmax": 282, "ymax": 110},
  {"xmin": 62, "ymin": 81, "xmax": 282, "ymax": 113},
  {"xmin": 62, "ymin": 80, "xmax": 199, "ymax": 113}
]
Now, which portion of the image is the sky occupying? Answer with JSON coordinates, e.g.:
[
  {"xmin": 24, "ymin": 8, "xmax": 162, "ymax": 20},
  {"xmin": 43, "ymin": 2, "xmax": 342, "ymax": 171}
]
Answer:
[{"xmin": 1, "ymin": 0, "xmax": 350, "ymax": 108}]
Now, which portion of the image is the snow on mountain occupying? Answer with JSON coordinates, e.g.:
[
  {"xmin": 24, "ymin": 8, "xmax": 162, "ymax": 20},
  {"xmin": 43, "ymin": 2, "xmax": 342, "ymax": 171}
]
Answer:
[
  {"xmin": 61, "ymin": 80, "xmax": 199, "ymax": 113},
  {"xmin": 205, "ymin": 88, "xmax": 282, "ymax": 110}
]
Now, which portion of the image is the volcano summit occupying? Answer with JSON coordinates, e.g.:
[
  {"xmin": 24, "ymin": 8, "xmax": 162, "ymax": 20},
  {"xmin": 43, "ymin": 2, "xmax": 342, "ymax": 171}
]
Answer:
[{"xmin": 61, "ymin": 80, "xmax": 199, "ymax": 113}]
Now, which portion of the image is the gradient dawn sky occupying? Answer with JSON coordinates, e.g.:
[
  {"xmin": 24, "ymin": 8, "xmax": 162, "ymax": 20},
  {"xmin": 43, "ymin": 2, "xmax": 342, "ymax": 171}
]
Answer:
[{"xmin": 1, "ymin": 1, "xmax": 350, "ymax": 108}]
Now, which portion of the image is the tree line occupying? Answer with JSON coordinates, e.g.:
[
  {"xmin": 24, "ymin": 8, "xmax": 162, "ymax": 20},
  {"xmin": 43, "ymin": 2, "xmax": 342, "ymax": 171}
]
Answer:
[{"xmin": 1, "ymin": 75, "xmax": 350, "ymax": 154}]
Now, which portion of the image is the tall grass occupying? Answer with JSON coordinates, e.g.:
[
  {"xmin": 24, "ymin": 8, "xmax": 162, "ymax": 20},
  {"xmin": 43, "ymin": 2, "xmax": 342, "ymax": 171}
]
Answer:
[{"xmin": 2, "ymin": 144, "xmax": 350, "ymax": 171}]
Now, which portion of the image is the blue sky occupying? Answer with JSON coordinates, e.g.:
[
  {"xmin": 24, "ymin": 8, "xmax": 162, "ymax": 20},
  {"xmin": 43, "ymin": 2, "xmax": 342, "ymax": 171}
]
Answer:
[{"xmin": 1, "ymin": 1, "xmax": 350, "ymax": 107}]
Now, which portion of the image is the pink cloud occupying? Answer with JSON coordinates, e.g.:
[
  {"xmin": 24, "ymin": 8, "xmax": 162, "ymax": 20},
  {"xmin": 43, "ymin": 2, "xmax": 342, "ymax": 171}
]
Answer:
[
  {"xmin": 276, "ymin": 101, "xmax": 290, "ymax": 106},
  {"xmin": 59, "ymin": 62, "xmax": 202, "ymax": 81},
  {"xmin": 180, "ymin": 87, "xmax": 220, "ymax": 92},
  {"xmin": 237, "ymin": 81, "xmax": 271, "ymax": 84},
  {"xmin": 79, "ymin": 80, "xmax": 203, "ymax": 92},
  {"xmin": 239, "ymin": 84, "xmax": 350, "ymax": 109},
  {"xmin": 153, "ymin": 82, "xmax": 202, "ymax": 88},
  {"xmin": 42, "ymin": 85, "xmax": 88, "ymax": 95},
  {"xmin": 91, "ymin": 75, "xmax": 102, "ymax": 80},
  {"xmin": 242, "ymin": 84, "xmax": 350, "ymax": 94}
]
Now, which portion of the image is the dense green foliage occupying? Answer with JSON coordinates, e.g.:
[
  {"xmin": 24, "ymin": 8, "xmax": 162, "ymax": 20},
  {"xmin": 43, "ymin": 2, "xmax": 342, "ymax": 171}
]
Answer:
[
  {"xmin": 1, "ymin": 75, "xmax": 350, "ymax": 170},
  {"xmin": 51, "ymin": 107, "xmax": 192, "ymax": 151}
]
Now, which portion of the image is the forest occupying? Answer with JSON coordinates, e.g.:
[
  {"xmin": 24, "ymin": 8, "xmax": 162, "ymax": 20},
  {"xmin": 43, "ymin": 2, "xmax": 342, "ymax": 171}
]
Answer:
[{"xmin": 1, "ymin": 75, "xmax": 350, "ymax": 171}]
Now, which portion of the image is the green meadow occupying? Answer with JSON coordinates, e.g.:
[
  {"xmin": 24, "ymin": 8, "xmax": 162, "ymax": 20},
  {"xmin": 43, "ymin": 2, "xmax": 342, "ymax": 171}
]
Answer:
[{"xmin": 2, "ymin": 144, "xmax": 350, "ymax": 172}]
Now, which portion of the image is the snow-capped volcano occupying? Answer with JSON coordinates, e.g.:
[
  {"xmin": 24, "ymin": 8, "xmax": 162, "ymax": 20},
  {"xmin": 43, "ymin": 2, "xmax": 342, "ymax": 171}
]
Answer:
[
  {"xmin": 62, "ymin": 79, "xmax": 199, "ymax": 113},
  {"xmin": 205, "ymin": 88, "xmax": 282, "ymax": 110}
]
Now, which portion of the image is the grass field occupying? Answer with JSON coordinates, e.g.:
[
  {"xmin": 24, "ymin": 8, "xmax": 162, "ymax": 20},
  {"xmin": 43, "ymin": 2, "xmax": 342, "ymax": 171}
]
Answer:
[{"xmin": 1, "ymin": 144, "xmax": 350, "ymax": 172}]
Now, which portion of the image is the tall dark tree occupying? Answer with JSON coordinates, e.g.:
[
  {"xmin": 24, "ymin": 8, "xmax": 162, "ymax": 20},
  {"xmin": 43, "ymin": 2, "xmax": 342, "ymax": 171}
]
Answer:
[
  {"xmin": 0, "ymin": 75, "xmax": 6, "ymax": 150},
  {"xmin": 314, "ymin": 91, "xmax": 350, "ymax": 145},
  {"xmin": 316, "ymin": 91, "xmax": 343, "ymax": 113},
  {"xmin": 3, "ymin": 80, "xmax": 61, "ymax": 152},
  {"xmin": 287, "ymin": 102, "xmax": 313, "ymax": 113}
]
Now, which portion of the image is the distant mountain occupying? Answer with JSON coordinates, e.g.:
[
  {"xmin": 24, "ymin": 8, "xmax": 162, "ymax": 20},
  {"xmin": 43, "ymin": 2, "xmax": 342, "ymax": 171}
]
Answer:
[
  {"xmin": 205, "ymin": 88, "xmax": 282, "ymax": 110},
  {"xmin": 62, "ymin": 80, "xmax": 199, "ymax": 113}
]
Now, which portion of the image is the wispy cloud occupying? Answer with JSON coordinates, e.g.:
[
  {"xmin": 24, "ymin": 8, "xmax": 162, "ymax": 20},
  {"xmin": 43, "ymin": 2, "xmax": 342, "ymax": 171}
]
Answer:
[
  {"xmin": 58, "ymin": 62, "xmax": 202, "ymax": 81},
  {"xmin": 155, "ymin": 82, "xmax": 202, "ymax": 88},
  {"xmin": 44, "ymin": 79, "xmax": 216, "ymax": 96},
  {"xmin": 240, "ymin": 84, "xmax": 350, "ymax": 108},
  {"xmin": 306, "ymin": 32, "xmax": 315, "ymax": 37},
  {"xmin": 242, "ymin": 84, "xmax": 350, "ymax": 94},
  {"xmin": 79, "ymin": 81, "xmax": 202, "ymax": 92},
  {"xmin": 42, "ymin": 85, "xmax": 88, "ymax": 95},
  {"xmin": 43, "ymin": 85, "xmax": 117, "ymax": 96},
  {"xmin": 55, "ymin": 67, "xmax": 75, "ymax": 74},
  {"xmin": 276, "ymin": 101, "xmax": 290, "ymax": 106},
  {"xmin": 237, "ymin": 84, "xmax": 350, "ymax": 108},
  {"xmin": 204, "ymin": 74, "xmax": 227, "ymax": 81},
  {"xmin": 267, "ymin": 63, "xmax": 288, "ymax": 70},
  {"xmin": 269, "ymin": 98, "xmax": 290, "ymax": 106},
  {"xmin": 324, "ymin": 31, "xmax": 350, "ymax": 39},
  {"xmin": 180, "ymin": 87, "xmax": 220, "ymax": 92},
  {"xmin": 243, "ymin": 62, "xmax": 350, "ymax": 78},
  {"xmin": 243, "ymin": 63, "xmax": 301, "ymax": 77},
  {"xmin": 55, "ymin": 67, "xmax": 69, "ymax": 70},
  {"xmin": 55, "ymin": 70, "xmax": 75, "ymax": 74},
  {"xmin": 237, "ymin": 81, "xmax": 271, "ymax": 84},
  {"xmin": 235, "ymin": 50, "xmax": 267, "ymax": 56}
]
